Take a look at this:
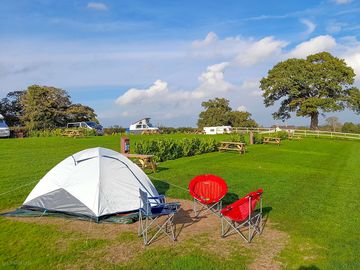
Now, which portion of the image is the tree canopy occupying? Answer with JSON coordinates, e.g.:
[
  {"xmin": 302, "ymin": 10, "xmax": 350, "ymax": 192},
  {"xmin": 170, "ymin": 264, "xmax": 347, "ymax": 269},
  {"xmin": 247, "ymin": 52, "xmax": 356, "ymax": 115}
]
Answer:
[
  {"xmin": 260, "ymin": 52, "xmax": 360, "ymax": 130},
  {"xmin": 0, "ymin": 85, "xmax": 98, "ymax": 130},
  {"xmin": 325, "ymin": 116, "xmax": 342, "ymax": 132},
  {"xmin": 0, "ymin": 91, "xmax": 24, "ymax": 126},
  {"xmin": 20, "ymin": 85, "xmax": 71, "ymax": 130},
  {"xmin": 197, "ymin": 97, "xmax": 257, "ymax": 128}
]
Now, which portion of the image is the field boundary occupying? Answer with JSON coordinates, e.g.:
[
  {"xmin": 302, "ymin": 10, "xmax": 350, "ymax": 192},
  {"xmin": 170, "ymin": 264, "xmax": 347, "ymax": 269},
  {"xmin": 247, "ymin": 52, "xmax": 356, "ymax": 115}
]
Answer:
[{"xmin": 232, "ymin": 127, "xmax": 360, "ymax": 140}]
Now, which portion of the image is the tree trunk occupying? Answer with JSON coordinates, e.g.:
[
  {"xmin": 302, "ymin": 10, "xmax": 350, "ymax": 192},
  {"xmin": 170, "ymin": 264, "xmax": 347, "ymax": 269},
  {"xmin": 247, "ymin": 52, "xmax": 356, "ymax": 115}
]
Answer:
[{"xmin": 310, "ymin": 113, "xmax": 319, "ymax": 130}]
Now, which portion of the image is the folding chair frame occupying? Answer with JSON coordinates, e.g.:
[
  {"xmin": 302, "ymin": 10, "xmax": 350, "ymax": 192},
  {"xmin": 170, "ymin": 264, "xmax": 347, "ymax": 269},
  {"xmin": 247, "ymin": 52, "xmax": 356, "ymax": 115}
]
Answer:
[
  {"xmin": 221, "ymin": 195, "xmax": 263, "ymax": 243},
  {"xmin": 193, "ymin": 197, "xmax": 223, "ymax": 218},
  {"xmin": 138, "ymin": 208, "xmax": 176, "ymax": 245},
  {"xmin": 138, "ymin": 192, "xmax": 179, "ymax": 246}
]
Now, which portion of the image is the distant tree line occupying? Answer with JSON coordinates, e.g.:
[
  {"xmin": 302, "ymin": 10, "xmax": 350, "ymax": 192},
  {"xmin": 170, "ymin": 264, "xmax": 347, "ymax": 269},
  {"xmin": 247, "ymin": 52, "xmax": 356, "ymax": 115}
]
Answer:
[
  {"xmin": 197, "ymin": 97, "xmax": 257, "ymax": 128},
  {"xmin": 342, "ymin": 122, "xmax": 360, "ymax": 134},
  {"xmin": 0, "ymin": 85, "xmax": 97, "ymax": 130}
]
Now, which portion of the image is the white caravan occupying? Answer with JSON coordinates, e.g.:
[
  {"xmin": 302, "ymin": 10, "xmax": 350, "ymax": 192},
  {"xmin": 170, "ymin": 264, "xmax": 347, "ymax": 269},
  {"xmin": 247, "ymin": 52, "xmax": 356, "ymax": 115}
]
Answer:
[
  {"xmin": 203, "ymin": 126, "xmax": 232, "ymax": 135},
  {"xmin": 0, "ymin": 114, "xmax": 10, "ymax": 138},
  {"xmin": 129, "ymin": 118, "xmax": 159, "ymax": 134}
]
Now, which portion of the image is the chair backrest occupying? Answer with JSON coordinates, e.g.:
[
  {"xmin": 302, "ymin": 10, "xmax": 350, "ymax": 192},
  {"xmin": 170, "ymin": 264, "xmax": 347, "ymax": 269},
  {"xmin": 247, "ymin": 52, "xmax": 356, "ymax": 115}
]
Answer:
[
  {"xmin": 139, "ymin": 189, "xmax": 152, "ymax": 215},
  {"xmin": 221, "ymin": 189, "xmax": 263, "ymax": 222},
  {"xmin": 188, "ymin": 174, "xmax": 228, "ymax": 204}
]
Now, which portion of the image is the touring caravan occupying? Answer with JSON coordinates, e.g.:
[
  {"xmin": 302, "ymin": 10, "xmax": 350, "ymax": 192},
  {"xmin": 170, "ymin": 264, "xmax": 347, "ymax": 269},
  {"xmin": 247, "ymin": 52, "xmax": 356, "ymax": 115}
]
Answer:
[
  {"xmin": 203, "ymin": 126, "xmax": 232, "ymax": 135},
  {"xmin": 129, "ymin": 118, "xmax": 159, "ymax": 134},
  {"xmin": 0, "ymin": 114, "xmax": 10, "ymax": 138}
]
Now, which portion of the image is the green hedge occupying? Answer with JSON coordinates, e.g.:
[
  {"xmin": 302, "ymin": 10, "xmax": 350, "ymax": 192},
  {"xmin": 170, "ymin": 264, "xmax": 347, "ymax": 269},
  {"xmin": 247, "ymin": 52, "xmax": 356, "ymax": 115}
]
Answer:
[
  {"xmin": 134, "ymin": 138, "xmax": 218, "ymax": 162},
  {"xmin": 28, "ymin": 128, "xmax": 96, "ymax": 137}
]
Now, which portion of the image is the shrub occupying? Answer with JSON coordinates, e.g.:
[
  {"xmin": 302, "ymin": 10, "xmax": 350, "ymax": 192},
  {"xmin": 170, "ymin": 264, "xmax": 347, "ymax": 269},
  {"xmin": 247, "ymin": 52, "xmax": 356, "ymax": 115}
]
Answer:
[
  {"xmin": 28, "ymin": 128, "xmax": 63, "ymax": 137},
  {"xmin": 253, "ymin": 133, "xmax": 264, "ymax": 144},
  {"xmin": 27, "ymin": 128, "xmax": 96, "ymax": 137},
  {"xmin": 228, "ymin": 133, "xmax": 245, "ymax": 143},
  {"xmin": 134, "ymin": 138, "xmax": 218, "ymax": 162},
  {"xmin": 342, "ymin": 122, "xmax": 360, "ymax": 134},
  {"xmin": 9, "ymin": 127, "xmax": 28, "ymax": 138},
  {"xmin": 273, "ymin": 131, "xmax": 289, "ymax": 140},
  {"xmin": 104, "ymin": 126, "xmax": 126, "ymax": 135}
]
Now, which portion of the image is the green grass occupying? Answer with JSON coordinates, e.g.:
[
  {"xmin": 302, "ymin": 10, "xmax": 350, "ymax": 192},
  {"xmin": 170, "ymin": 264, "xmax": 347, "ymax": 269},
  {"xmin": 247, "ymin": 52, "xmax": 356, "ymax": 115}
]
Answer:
[{"xmin": 0, "ymin": 135, "xmax": 359, "ymax": 269}]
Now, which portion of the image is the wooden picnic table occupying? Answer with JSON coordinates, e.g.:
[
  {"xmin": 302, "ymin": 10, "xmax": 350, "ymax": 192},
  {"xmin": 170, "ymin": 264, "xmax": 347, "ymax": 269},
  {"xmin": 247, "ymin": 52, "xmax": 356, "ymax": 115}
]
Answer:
[
  {"xmin": 123, "ymin": 153, "xmax": 157, "ymax": 173},
  {"xmin": 263, "ymin": 137, "xmax": 281, "ymax": 146},
  {"xmin": 218, "ymin": 141, "xmax": 246, "ymax": 154}
]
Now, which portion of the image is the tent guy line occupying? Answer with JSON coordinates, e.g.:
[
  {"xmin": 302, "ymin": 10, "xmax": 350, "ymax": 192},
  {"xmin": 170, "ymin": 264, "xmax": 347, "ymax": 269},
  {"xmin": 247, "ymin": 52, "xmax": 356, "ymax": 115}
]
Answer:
[{"xmin": 0, "ymin": 180, "xmax": 38, "ymax": 197}]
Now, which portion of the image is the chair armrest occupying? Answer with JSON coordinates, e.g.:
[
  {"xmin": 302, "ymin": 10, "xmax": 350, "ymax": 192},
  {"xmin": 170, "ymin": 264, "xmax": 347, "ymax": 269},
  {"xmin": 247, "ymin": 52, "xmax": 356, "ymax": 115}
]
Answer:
[{"xmin": 148, "ymin": 195, "xmax": 165, "ymax": 200}]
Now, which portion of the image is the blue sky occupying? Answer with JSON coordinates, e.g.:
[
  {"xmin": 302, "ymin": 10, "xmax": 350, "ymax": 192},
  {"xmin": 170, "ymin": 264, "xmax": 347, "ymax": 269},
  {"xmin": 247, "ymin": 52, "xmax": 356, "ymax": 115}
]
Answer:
[{"xmin": 0, "ymin": 0, "xmax": 359, "ymax": 127}]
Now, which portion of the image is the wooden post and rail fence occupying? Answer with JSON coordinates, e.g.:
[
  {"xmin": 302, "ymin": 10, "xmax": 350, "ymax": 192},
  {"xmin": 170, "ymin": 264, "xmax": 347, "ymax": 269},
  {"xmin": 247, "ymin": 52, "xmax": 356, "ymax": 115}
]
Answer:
[{"xmin": 231, "ymin": 127, "xmax": 360, "ymax": 141}]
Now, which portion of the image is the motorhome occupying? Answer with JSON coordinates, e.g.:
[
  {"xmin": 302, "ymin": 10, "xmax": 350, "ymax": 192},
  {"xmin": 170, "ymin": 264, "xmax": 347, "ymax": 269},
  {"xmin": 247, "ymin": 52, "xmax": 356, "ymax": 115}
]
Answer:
[
  {"xmin": 66, "ymin": 121, "xmax": 104, "ymax": 135},
  {"xmin": 203, "ymin": 126, "xmax": 232, "ymax": 135},
  {"xmin": 0, "ymin": 114, "xmax": 10, "ymax": 138},
  {"xmin": 129, "ymin": 118, "xmax": 159, "ymax": 134}
]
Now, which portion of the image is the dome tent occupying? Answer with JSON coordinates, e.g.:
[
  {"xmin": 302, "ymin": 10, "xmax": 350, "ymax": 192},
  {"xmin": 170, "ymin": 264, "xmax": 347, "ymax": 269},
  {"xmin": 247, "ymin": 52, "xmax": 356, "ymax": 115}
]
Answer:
[{"xmin": 22, "ymin": 147, "xmax": 159, "ymax": 220}]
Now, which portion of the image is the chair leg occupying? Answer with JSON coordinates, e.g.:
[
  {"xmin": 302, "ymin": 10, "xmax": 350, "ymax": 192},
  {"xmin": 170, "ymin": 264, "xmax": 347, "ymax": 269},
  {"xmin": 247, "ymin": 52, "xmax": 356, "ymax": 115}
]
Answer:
[
  {"xmin": 221, "ymin": 216, "xmax": 224, "ymax": 237},
  {"xmin": 138, "ymin": 211, "xmax": 143, "ymax": 236},
  {"xmin": 193, "ymin": 198, "xmax": 197, "ymax": 217},
  {"xmin": 145, "ymin": 214, "xmax": 176, "ymax": 245}
]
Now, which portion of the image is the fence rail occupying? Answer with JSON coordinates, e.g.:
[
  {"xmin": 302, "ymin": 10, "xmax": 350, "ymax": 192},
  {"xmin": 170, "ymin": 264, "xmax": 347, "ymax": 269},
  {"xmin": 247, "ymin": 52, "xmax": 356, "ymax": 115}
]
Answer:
[{"xmin": 232, "ymin": 127, "xmax": 360, "ymax": 140}]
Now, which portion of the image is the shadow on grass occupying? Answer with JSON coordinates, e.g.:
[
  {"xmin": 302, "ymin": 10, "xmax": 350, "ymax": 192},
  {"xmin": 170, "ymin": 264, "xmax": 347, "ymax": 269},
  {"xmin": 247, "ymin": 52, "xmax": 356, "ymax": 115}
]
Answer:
[
  {"xmin": 173, "ymin": 208, "xmax": 205, "ymax": 239},
  {"xmin": 259, "ymin": 206, "xmax": 272, "ymax": 234},
  {"xmin": 298, "ymin": 266, "xmax": 320, "ymax": 270},
  {"xmin": 152, "ymin": 179, "xmax": 170, "ymax": 195},
  {"xmin": 155, "ymin": 166, "xmax": 169, "ymax": 173},
  {"xmin": 222, "ymin": 193, "xmax": 239, "ymax": 206}
]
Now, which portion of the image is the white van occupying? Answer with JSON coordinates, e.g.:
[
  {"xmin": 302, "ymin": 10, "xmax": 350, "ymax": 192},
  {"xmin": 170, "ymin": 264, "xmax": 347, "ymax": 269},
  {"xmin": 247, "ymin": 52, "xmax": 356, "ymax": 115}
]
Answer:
[
  {"xmin": 0, "ymin": 114, "xmax": 10, "ymax": 138},
  {"xmin": 67, "ymin": 121, "xmax": 104, "ymax": 136}
]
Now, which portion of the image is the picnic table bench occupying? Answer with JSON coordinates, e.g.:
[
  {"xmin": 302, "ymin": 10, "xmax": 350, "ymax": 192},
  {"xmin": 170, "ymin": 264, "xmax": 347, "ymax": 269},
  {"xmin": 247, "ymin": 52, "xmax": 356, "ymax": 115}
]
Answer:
[
  {"xmin": 123, "ymin": 153, "xmax": 157, "ymax": 173},
  {"xmin": 218, "ymin": 141, "xmax": 246, "ymax": 154},
  {"xmin": 62, "ymin": 129, "xmax": 84, "ymax": 138},
  {"xmin": 263, "ymin": 137, "xmax": 281, "ymax": 146}
]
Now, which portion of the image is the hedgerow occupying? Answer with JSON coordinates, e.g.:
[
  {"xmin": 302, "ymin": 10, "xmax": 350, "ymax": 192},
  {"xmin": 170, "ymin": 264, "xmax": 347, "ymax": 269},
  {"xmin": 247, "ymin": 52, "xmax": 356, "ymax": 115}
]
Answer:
[{"xmin": 134, "ymin": 138, "xmax": 219, "ymax": 162}]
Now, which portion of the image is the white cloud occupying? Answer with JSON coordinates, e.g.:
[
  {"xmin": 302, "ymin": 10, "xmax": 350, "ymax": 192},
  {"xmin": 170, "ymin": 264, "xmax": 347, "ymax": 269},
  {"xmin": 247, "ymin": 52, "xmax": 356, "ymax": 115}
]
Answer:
[
  {"xmin": 195, "ymin": 62, "xmax": 232, "ymax": 97},
  {"xmin": 192, "ymin": 32, "xmax": 218, "ymax": 48},
  {"xmin": 235, "ymin": 36, "xmax": 288, "ymax": 66},
  {"xmin": 250, "ymin": 90, "xmax": 263, "ymax": 97},
  {"xmin": 301, "ymin": 19, "xmax": 316, "ymax": 35},
  {"xmin": 344, "ymin": 49, "xmax": 360, "ymax": 81},
  {"xmin": 115, "ymin": 62, "xmax": 233, "ymax": 105},
  {"xmin": 116, "ymin": 80, "xmax": 169, "ymax": 105},
  {"xmin": 241, "ymin": 81, "xmax": 259, "ymax": 89},
  {"xmin": 326, "ymin": 22, "xmax": 346, "ymax": 34},
  {"xmin": 334, "ymin": 0, "xmax": 352, "ymax": 4},
  {"xmin": 289, "ymin": 35, "xmax": 337, "ymax": 58},
  {"xmin": 87, "ymin": 2, "xmax": 108, "ymax": 11},
  {"xmin": 237, "ymin": 105, "xmax": 247, "ymax": 112}
]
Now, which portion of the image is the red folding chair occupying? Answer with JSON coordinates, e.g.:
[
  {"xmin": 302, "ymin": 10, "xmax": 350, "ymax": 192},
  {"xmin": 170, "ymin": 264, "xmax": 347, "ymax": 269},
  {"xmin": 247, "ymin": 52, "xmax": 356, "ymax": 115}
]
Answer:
[
  {"xmin": 188, "ymin": 174, "xmax": 228, "ymax": 217},
  {"xmin": 220, "ymin": 188, "xmax": 263, "ymax": 243}
]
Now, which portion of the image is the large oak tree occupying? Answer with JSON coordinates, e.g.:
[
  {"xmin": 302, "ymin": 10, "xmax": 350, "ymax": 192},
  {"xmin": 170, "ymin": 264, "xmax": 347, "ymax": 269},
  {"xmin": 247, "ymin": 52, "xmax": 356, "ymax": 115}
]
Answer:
[
  {"xmin": 260, "ymin": 52, "xmax": 360, "ymax": 130},
  {"xmin": 19, "ymin": 85, "xmax": 98, "ymax": 130}
]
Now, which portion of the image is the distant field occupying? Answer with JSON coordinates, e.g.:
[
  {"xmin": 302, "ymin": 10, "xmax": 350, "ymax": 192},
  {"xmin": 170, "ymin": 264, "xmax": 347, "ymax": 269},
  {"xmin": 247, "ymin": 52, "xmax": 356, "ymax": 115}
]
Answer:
[{"xmin": 0, "ymin": 135, "xmax": 359, "ymax": 269}]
